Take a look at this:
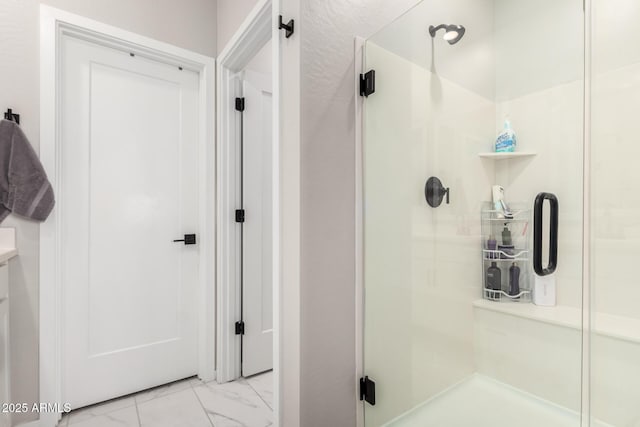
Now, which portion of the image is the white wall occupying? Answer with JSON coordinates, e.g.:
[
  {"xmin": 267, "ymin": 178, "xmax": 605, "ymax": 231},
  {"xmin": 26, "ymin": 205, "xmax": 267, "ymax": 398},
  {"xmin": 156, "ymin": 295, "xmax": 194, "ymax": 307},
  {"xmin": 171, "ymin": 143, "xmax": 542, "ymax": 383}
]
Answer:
[
  {"xmin": 216, "ymin": 0, "xmax": 261, "ymax": 53},
  {"xmin": 0, "ymin": 1, "xmax": 216, "ymax": 424},
  {"xmin": 44, "ymin": 0, "xmax": 217, "ymax": 56},
  {"xmin": 493, "ymin": 0, "xmax": 583, "ymax": 102}
]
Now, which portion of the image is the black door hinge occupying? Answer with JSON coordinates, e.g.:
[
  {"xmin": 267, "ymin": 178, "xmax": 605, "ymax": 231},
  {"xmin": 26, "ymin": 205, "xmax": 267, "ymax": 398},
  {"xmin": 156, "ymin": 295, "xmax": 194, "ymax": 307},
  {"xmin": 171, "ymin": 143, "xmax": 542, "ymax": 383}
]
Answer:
[
  {"xmin": 279, "ymin": 15, "xmax": 294, "ymax": 38},
  {"xmin": 360, "ymin": 376, "xmax": 376, "ymax": 405},
  {"xmin": 235, "ymin": 321, "xmax": 245, "ymax": 335},
  {"xmin": 235, "ymin": 97, "xmax": 245, "ymax": 112},
  {"xmin": 360, "ymin": 70, "xmax": 375, "ymax": 97},
  {"xmin": 235, "ymin": 209, "xmax": 245, "ymax": 223}
]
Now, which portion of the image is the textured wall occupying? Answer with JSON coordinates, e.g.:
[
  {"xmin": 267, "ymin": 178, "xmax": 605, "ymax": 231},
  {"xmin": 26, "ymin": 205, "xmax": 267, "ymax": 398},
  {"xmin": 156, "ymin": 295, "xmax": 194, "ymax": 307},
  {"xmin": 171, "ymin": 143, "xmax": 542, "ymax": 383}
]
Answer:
[
  {"xmin": 0, "ymin": 3, "xmax": 40, "ymax": 425},
  {"xmin": 0, "ymin": 1, "xmax": 216, "ymax": 424}
]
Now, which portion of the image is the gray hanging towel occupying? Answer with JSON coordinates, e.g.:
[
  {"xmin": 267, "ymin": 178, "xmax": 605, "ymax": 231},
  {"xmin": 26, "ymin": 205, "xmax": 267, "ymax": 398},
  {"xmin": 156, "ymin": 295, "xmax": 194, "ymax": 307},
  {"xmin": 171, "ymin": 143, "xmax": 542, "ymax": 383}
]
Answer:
[{"xmin": 0, "ymin": 120, "xmax": 55, "ymax": 222}]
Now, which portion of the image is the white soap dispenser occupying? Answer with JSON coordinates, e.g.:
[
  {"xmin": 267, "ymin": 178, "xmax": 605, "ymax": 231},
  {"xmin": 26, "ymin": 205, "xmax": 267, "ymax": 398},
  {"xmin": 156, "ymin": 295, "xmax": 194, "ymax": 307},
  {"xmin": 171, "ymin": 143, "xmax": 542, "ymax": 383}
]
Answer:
[{"xmin": 533, "ymin": 274, "xmax": 556, "ymax": 306}]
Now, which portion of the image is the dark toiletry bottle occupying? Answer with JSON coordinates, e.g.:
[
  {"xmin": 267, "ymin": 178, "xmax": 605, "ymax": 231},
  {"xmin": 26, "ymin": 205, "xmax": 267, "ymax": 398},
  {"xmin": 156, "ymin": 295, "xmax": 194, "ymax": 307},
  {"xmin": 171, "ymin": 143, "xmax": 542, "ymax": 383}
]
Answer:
[
  {"xmin": 509, "ymin": 262, "xmax": 521, "ymax": 298},
  {"xmin": 487, "ymin": 235, "xmax": 497, "ymax": 259},
  {"xmin": 502, "ymin": 225, "xmax": 512, "ymax": 246},
  {"xmin": 486, "ymin": 261, "xmax": 502, "ymax": 300}
]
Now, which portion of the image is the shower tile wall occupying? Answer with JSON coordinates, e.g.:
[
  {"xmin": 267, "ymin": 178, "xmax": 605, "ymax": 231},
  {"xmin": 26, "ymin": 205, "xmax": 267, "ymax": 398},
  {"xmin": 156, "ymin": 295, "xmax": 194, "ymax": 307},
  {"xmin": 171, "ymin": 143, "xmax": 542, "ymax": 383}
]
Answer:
[
  {"xmin": 493, "ymin": 0, "xmax": 585, "ymax": 309},
  {"xmin": 474, "ymin": 308, "xmax": 582, "ymax": 412},
  {"xmin": 592, "ymin": 66, "xmax": 640, "ymax": 318},
  {"xmin": 488, "ymin": 0, "xmax": 640, "ymax": 424},
  {"xmin": 474, "ymin": 0, "xmax": 586, "ymax": 417},
  {"xmin": 495, "ymin": 81, "xmax": 585, "ymax": 309},
  {"xmin": 493, "ymin": 0, "xmax": 640, "ymax": 424}
]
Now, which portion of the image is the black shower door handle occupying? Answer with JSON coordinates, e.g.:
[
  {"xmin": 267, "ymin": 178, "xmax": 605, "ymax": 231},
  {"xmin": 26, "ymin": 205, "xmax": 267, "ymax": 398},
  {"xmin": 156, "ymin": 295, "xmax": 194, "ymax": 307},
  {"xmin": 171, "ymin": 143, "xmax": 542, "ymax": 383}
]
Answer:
[{"xmin": 533, "ymin": 192, "xmax": 558, "ymax": 276}]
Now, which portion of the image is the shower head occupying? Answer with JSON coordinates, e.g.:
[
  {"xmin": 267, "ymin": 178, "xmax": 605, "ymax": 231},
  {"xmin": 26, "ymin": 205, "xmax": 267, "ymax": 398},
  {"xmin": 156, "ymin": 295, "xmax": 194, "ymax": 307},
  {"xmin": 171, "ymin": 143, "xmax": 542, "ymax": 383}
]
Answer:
[{"xmin": 429, "ymin": 24, "xmax": 466, "ymax": 45}]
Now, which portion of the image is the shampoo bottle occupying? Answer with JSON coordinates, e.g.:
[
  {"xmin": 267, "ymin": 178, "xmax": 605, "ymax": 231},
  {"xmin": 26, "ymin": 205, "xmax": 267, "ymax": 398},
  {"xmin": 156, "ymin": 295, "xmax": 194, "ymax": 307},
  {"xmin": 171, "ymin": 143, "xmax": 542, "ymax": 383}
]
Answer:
[
  {"xmin": 501, "ymin": 225, "xmax": 512, "ymax": 246},
  {"xmin": 509, "ymin": 262, "xmax": 520, "ymax": 298},
  {"xmin": 499, "ymin": 225, "xmax": 514, "ymax": 257},
  {"xmin": 486, "ymin": 262, "xmax": 502, "ymax": 300},
  {"xmin": 487, "ymin": 235, "xmax": 497, "ymax": 259}
]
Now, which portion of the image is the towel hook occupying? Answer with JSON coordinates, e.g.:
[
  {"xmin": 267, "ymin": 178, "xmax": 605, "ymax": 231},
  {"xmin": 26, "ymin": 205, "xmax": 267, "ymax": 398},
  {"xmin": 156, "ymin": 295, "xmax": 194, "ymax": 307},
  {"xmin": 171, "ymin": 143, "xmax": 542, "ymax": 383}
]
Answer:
[{"xmin": 4, "ymin": 109, "xmax": 20, "ymax": 125}]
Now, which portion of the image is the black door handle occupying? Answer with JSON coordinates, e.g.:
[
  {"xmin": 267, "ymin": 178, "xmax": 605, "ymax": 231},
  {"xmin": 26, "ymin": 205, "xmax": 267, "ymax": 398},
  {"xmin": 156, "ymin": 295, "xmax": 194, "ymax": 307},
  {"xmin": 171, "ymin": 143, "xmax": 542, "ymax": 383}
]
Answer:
[
  {"xmin": 533, "ymin": 193, "xmax": 558, "ymax": 276},
  {"xmin": 173, "ymin": 234, "xmax": 196, "ymax": 245}
]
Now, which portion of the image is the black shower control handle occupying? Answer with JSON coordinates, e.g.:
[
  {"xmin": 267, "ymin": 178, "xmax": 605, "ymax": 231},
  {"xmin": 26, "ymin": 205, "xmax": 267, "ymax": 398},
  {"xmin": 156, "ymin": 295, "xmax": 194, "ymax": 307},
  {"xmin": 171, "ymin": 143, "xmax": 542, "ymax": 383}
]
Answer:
[{"xmin": 425, "ymin": 176, "xmax": 450, "ymax": 208}]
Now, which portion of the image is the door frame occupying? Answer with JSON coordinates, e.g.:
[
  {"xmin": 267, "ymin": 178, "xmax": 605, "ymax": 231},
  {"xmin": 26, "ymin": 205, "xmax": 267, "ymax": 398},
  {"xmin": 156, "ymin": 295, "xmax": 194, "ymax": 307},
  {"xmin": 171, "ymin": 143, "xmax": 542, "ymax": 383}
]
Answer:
[
  {"xmin": 217, "ymin": 0, "xmax": 291, "ymax": 423},
  {"xmin": 215, "ymin": 0, "xmax": 273, "ymax": 383},
  {"xmin": 354, "ymin": 36, "xmax": 366, "ymax": 427},
  {"xmin": 39, "ymin": 5, "xmax": 215, "ymax": 426}
]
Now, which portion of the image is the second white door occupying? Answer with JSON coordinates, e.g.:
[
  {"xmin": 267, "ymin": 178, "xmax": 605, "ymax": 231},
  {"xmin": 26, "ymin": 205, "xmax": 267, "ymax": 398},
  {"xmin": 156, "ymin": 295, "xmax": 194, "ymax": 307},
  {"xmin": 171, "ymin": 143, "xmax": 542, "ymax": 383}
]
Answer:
[
  {"xmin": 241, "ymin": 70, "xmax": 273, "ymax": 377},
  {"xmin": 60, "ymin": 34, "xmax": 201, "ymax": 408}
]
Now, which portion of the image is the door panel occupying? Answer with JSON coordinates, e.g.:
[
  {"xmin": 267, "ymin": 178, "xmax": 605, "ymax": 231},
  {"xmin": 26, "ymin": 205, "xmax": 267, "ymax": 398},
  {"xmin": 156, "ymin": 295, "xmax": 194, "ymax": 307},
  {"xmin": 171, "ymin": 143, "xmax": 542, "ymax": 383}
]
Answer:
[
  {"xmin": 61, "ymin": 35, "xmax": 200, "ymax": 408},
  {"xmin": 241, "ymin": 70, "xmax": 273, "ymax": 377}
]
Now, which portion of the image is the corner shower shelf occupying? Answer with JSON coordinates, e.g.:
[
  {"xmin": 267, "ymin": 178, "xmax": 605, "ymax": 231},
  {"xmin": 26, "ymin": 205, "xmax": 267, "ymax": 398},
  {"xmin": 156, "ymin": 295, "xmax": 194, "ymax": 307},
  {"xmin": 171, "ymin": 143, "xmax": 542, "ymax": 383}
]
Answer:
[{"xmin": 478, "ymin": 152, "xmax": 537, "ymax": 160}]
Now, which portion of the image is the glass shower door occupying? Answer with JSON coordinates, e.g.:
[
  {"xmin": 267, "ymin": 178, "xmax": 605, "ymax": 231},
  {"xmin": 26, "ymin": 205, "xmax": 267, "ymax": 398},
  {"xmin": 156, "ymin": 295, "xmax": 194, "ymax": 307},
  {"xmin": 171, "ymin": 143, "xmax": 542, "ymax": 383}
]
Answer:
[
  {"xmin": 591, "ymin": 1, "xmax": 640, "ymax": 426},
  {"xmin": 362, "ymin": 1, "xmax": 585, "ymax": 426}
]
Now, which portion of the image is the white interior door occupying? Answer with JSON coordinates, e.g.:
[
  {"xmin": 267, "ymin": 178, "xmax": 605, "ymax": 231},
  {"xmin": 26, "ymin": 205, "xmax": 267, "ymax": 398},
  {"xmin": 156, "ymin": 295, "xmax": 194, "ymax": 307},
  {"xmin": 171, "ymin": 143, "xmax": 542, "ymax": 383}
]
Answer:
[
  {"xmin": 241, "ymin": 70, "xmax": 273, "ymax": 377},
  {"xmin": 60, "ymin": 34, "xmax": 200, "ymax": 409}
]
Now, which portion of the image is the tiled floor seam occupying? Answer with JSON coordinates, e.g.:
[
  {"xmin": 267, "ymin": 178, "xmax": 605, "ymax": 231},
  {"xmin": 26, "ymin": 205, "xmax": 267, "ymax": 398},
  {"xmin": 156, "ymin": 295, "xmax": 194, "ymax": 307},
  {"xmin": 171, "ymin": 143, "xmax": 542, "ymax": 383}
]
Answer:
[
  {"xmin": 191, "ymin": 385, "xmax": 216, "ymax": 427},
  {"xmin": 63, "ymin": 372, "xmax": 272, "ymax": 427},
  {"xmin": 134, "ymin": 400, "xmax": 142, "ymax": 427},
  {"xmin": 246, "ymin": 377, "xmax": 273, "ymax": 410}
]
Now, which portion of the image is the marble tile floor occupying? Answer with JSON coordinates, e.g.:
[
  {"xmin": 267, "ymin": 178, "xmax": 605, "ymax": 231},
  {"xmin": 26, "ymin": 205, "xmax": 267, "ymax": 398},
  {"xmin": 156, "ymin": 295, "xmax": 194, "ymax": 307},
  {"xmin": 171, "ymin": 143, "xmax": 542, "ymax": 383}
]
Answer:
[{"xmin": 56, "ymin": 371, "xmax": 273, "ymax": 427}]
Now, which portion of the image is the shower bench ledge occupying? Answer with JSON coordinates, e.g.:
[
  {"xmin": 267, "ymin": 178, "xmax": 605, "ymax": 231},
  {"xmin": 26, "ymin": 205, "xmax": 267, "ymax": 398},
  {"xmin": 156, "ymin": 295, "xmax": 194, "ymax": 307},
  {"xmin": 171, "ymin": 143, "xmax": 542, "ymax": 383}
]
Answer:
[{"xmin": 473, "ymin": 299, "xmax": 640, "ymax": 344}]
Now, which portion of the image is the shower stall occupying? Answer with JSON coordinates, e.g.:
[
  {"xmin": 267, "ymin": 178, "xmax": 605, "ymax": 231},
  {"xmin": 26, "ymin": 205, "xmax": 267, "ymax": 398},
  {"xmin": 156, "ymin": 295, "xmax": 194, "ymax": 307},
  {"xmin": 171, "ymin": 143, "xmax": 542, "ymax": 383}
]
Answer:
[{"xmin": 360, "ymin": 0, "xmax": 639, "ymax": 426}]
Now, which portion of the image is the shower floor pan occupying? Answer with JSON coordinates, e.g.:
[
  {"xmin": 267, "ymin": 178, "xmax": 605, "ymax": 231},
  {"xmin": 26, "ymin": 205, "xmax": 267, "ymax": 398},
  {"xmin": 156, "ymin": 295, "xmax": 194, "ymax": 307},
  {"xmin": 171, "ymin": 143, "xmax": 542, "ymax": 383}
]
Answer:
[{"xmin": 385, "ymin": 374, "xmax": 611, "ymax": 427}]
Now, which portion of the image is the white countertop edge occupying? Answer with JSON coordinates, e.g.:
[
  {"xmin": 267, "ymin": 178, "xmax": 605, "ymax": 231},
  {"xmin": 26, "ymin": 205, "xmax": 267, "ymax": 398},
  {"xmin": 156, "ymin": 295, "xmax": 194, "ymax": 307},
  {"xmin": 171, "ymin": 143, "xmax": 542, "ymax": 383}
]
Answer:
[
  {"xmin": 0, "ymin": 248, "xmax": 18, "ymax": 265},
  {"xmin": 0, "ymin": 228, "xmax": 17, "ymax": 264}
]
